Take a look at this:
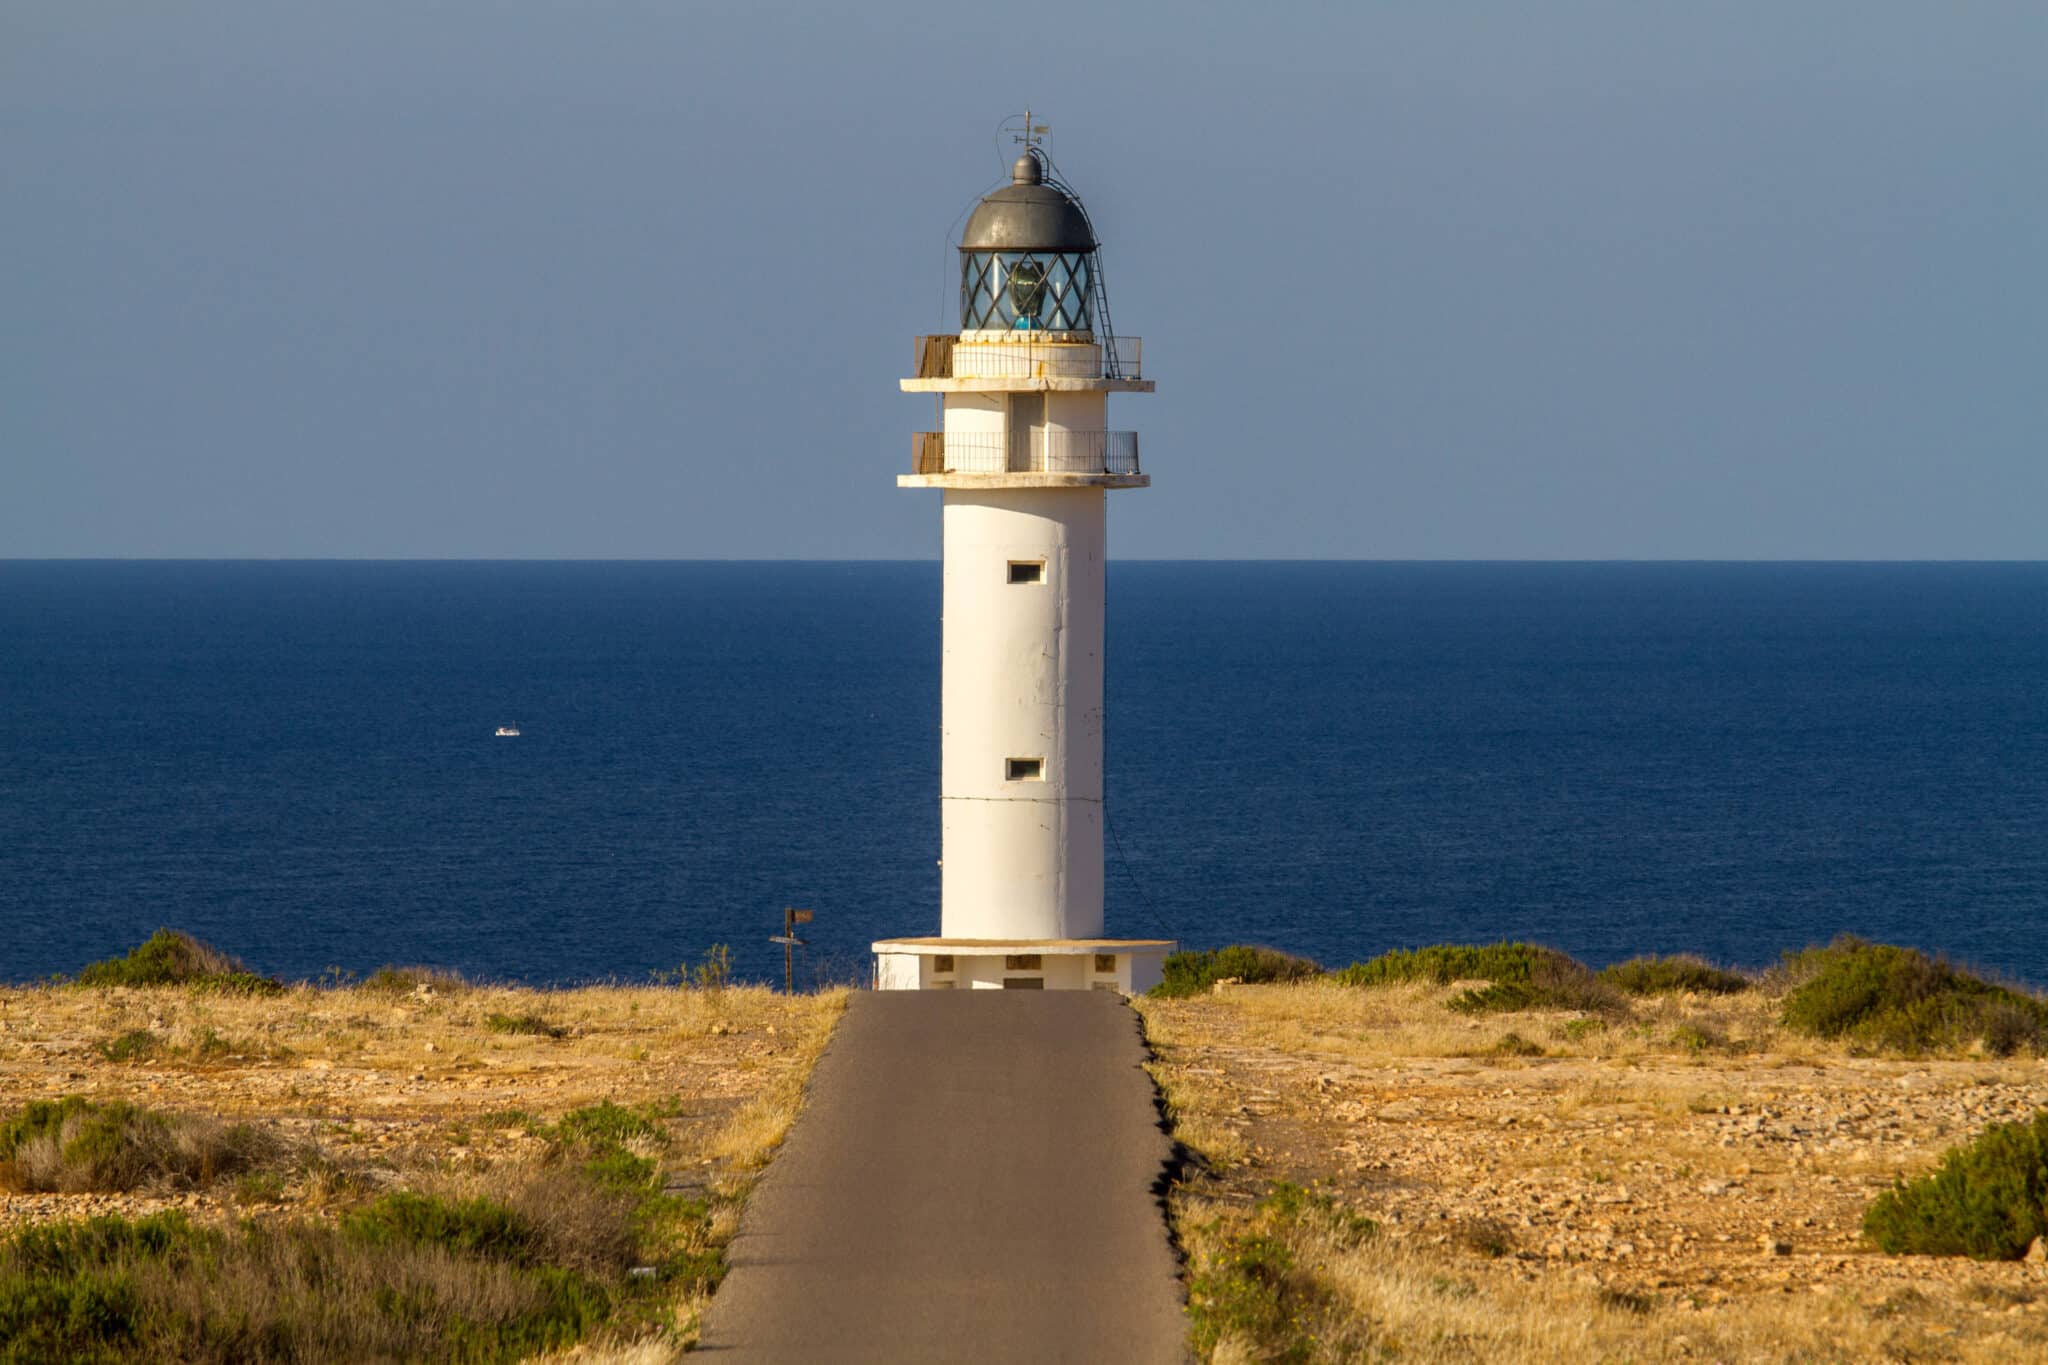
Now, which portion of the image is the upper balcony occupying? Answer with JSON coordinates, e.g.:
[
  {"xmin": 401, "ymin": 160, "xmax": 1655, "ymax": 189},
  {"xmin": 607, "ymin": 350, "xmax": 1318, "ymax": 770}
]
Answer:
[
  {"xmin": 899, "ymin": 429, "xmax": 1148, "ymax": 491},
  {"xmin": 901, "ymin": 335, "xmax": 1153, "ymax": 395}
]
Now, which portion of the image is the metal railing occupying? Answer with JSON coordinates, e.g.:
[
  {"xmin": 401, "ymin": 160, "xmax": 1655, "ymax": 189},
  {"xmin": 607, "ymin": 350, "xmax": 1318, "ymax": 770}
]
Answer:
[
  {"xmin": 911, "ymin": 430, "xmax": 1140, "ymax": 476},
  {"xmin": 1105, "ymin": 335, "xmax": 1142, "ymax": 380},
  {"xmin": 912, "ymin": 335, "xmax": 1143, "ymax": 381},
  {"xmin": 913, "ymin": 334, "xmax": 955, "ymax": 379}
]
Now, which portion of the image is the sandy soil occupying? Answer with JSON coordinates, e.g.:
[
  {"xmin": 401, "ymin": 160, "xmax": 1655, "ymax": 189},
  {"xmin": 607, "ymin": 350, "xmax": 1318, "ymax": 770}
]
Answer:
[
  {"xmin": 0, "ymin": 979, "xmax": 842, "ymax": 1233},
  {"xmin": 1140, "ymin": 981, "xmax": 2048, "ymax": 1362}
]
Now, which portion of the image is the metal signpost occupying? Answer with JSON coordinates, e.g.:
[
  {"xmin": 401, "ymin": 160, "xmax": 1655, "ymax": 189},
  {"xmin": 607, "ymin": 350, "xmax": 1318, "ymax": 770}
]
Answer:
[{"xmin": 769, "ymin": 907, "xmax": 812, "ymax": 993}]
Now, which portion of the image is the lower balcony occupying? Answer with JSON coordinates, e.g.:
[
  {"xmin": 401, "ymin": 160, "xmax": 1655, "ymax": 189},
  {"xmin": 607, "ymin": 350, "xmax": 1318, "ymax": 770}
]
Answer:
[{"xmin": 912, "ymin": 430, "xmax": 1140, "ymax": 477}]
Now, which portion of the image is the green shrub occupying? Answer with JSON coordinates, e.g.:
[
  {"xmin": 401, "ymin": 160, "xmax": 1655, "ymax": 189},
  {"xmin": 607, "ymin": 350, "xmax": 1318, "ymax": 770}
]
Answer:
[
  {"xmin": 187, "ymin": 1028, "xmax": 239, "ymax": 1063},
  {"xmin": 1153, "ymin": 945, "xmax": 1324, "ymax": 999},
  {"xmin": 0, "ymin": 1212, "xmax": 196, "ymax": 1362},
  {"xmin": 0, "ymin": 1206, "xmax": 624, "ymax": 1364},
  {"xmin": 690, "ymin": 945, "xmax": 734, "ymax": 992},
  {"xmin": 1259, "ymin": 1183, "xmax": 1378, "ymax": 1249},
  {"xmin": 1446, "ymin": 972, "xmax": 1624, "ymax": 1018},
  {"xmin": 1187, "ymin": 1183, "xmax": 1375, "ymax": 1363},
  {"xmin": 234, "ymin": 1171, "xmax": 286, "ymax": 1204},
  {"xmin": 485, "ymin": 1012, "xmax": 565, "ymax": 1038},
  {"xmin": 0, "ymin": 1099, "xmax": 711, "ymax": 1362},
  {"xmin": 477, "ymin": 1109, "xmax": 542, "ymax": 1138},
  {"xmin": 95, "ymin": 1030, "xmax": 164, "ymax": 1064},
  {"xmin": 1864, "ymin": 1111, "xmax": 2048, "ymax": 1259},
  {"xmin": 578, "ymin": 1148, "xmax": 658, "ymax": 1196},
  {"xmin": 1336, "ymin": 943, "xmax": 1625, "ymax": 1017},
  {"xmin": 1780, "ymin": 937, "xmax": 2048, "ymax": 1055},
  {"xmin": 1189, "ymin": 1230, "xmax": 1309, "ymax": 1362},
  {"xmin": 540, "ymin": 1102, "xmax": 677, "ymax": 1202},
  {"xmin": 1490, "ymin": 1032, "xmax": 1545, "ymax": 1058},
  {"xmin": 360, "ymin": 965, "xmax": 468, "ymax": 995},
  {"xmin": 1672, "ymin": 1023, "xmax": 1735, "ymax": 1055},
  {"xmin": 549, "ymin": 1102, "xmax": 668, "ymax": 1152},
  {"xmin": 92, "ymin": 1028, "xmax": 285, "ymax": 1069},
  {"xmin": 1599, "ymin": 955, "xmax": 1750, "ymax": 996},
  {"xmin": 0, "ymin": 1098, "xmax": 280, "ymax": 1194},
  {"xmin": 5, "ymin": 1210, "xmax": 199, "ymax": 1275},
  {"xmin": 1560, "ymin": 1017, "xmax": 1607, "ymax": 1043},
  {"xmin": 1334, "ymin": 942, "xmax": 1573, "ymax": 989},
  {"xmin": 72, "ymin": 930, "xmax": 282, "ymax": 996},
  {"xmin": 345, "ymin": 1191, "xmax": 541, "ymax": 1264}
]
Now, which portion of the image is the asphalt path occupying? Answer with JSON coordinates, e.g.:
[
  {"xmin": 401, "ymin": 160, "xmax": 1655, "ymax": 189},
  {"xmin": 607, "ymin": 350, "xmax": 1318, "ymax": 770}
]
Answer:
[{"xmin": 696, "ymin": 991, "xmax": 1188, "ymax": 1363}]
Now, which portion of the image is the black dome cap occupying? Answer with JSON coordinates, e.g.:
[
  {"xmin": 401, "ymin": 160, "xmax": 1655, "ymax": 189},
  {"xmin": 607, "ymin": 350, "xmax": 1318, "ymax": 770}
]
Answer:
[{"xmin": 959, "ymin": 151, "xmax": 1096, "ymax": 253}]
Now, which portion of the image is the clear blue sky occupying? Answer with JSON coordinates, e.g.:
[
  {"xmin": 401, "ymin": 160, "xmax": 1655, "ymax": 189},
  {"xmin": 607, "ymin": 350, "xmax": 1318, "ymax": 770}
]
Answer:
[{"xmin": 5, "ymin": 3, "xmax": 2043, "ymax": 559}]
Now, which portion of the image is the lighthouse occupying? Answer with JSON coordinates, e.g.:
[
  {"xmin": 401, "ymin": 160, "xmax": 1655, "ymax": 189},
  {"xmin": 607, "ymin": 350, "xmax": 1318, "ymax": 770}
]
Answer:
[{"xmin": 872, "ymin": 127, "xmax": 1173, "ymax": 994}]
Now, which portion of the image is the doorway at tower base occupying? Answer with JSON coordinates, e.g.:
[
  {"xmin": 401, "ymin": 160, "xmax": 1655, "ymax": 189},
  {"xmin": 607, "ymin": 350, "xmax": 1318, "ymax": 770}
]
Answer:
[{"xmin": 870, "ymin": 938, "xmax": 1174, "ymax": 995}]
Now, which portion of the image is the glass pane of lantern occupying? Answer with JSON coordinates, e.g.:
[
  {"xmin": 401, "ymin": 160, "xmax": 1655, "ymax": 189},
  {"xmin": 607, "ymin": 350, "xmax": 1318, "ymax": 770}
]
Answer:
[
  {"xmin": 1008, "ymin": 257, "xmax": 1047, "ymax": 328},
  {"xmin": 1044, "ymin": 257, "xmax": 1072, "ymax": 324}
]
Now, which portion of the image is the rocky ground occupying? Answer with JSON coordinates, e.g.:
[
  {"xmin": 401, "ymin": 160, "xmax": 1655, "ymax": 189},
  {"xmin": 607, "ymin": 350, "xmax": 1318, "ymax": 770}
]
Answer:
[
  {"xmin": 0, "ymin": 979, "xmax": 842, "ymax": 1234},
  {"xmin": 11, "ymin": 975, "xmax": 2048, "ymax": 1361},
  {"xmin": 1139, "ymin": 981, "xmax": 2048, "ymax": 1362}
]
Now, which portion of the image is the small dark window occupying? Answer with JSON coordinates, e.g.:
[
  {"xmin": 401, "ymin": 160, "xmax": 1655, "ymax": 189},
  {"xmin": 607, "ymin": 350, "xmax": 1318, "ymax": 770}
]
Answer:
[
  {"xmin": 1002, "ymin": 977, "xmax": 1045, "ymax": 990},
  {"xmin": 1094, "ymin": 954, "xmax": 1117, "ymax": 974},
  {"xmin": 1006, "ymin": 757, "xmax": 1044, "ymax": 782},
  {"xmin": 1005, "ymin": 954, "xmax": 1042, "ymax": 971},
  {"xmin": 933, "ymin": 955, "xmax": 955, "ymax": 974},
  {"xmin": 1008, "ymin": 560, "xmax": 1044, "ymax": 584}
]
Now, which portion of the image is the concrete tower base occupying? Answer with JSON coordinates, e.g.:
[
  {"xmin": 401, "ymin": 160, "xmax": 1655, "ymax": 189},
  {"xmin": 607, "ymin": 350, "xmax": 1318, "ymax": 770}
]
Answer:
[{"xmin": 870, "ymin": 937, "xmax": 1172, "ymax": 995}]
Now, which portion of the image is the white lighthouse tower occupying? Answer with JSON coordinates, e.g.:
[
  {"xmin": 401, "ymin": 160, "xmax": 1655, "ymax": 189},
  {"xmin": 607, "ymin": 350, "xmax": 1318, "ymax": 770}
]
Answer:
[{"xmin": 872, "ymin": 127, "xmax": 1173, "ymax": 994}]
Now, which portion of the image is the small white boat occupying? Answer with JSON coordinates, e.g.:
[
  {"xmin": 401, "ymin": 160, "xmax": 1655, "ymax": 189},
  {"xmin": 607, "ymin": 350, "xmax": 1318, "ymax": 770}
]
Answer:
[{"xmin": 495, "ymin": 724, "xmax": 521, "ymax": 737}]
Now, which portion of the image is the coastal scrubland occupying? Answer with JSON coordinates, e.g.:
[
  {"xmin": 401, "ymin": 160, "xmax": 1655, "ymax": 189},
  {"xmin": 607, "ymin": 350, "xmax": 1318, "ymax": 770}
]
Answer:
[
  {"xmin": 0, "ymin": 933, "xmax": 844, "ymax": 1362},
  {"xmin": 9, "ymin": 931, "xmax": 2048, "ymax": 1363},
  {"xmin": 1139, "ymin": 938, "xmax": 2048, "ymax": 1363}
]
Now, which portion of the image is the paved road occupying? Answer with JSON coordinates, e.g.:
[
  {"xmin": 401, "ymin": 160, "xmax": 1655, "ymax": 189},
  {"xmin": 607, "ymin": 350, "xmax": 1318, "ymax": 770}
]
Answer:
[{"xmin": 696, "ymin": 991, "xmax": 1188, "ymax": 1363}]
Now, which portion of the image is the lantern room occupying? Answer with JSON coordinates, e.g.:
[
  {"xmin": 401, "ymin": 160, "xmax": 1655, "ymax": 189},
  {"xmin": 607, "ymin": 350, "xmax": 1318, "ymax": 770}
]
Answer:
[{"xmin": 958, "ymin": 152, "xmax": 1098, "ymax": 337}]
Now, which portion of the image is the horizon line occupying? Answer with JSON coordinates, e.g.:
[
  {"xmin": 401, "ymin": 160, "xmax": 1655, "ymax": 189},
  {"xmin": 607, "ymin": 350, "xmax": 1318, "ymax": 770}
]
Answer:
[{"xmin": 4, "ymin": 556, "xmax": 2046, "ymax": 567}]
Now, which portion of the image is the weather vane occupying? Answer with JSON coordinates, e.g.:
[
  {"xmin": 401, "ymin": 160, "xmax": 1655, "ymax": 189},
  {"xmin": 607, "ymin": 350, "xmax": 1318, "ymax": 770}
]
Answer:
[{"xmin": 1008, "ymin": 109, "xmax": 1050, "ymax": 153}]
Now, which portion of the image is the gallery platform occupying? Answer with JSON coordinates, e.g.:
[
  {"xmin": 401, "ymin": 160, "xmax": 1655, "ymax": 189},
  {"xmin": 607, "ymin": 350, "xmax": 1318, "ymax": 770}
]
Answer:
[{"xmin": 870, "ymin": 937, "xmax": 1174, "ymax": 995}]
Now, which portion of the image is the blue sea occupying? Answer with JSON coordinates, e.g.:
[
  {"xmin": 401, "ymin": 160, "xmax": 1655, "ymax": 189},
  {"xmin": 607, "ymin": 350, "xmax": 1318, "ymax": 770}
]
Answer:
[{"xmin": 3, "ymin": 562, "xmax": 2044, "ymax": 989}]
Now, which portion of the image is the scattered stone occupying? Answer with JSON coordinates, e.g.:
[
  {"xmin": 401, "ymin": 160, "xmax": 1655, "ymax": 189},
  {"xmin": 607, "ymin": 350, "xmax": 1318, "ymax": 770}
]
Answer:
[{"xmin": 1760, "ymin": 1236, "xmax": 1792, "ymax": 1257}]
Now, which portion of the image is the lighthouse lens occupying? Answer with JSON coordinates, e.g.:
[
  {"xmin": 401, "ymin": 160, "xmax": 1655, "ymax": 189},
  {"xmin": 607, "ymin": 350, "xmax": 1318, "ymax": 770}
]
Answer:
[
  {"xmin": 960, "ymin": 251, "xmax": 1091, "ymax": 332},
  {"xmin": 1008, "ymin": 259, "xmax": 1047, "ymax": 327}
]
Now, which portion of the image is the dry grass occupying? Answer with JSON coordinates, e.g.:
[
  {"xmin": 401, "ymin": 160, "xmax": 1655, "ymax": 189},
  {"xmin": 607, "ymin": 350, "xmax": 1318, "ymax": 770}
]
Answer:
[
  {"xmin": 0, "ymin": 1097, "xmax": 286, "ymax": 1194},
  {"xmin": 1186, "ymin": 1191, "xmax": 2038, "ymax": 1363},
  {"xmin": 528, "ymin": 1337, "xmax": 691, "ymax": 1365},
  {"xmin": 704, "ymin": 1011, "xmax": 840, "ymax": 1175},
  {"xmin": 1140, "ymin": 977, "xmax": 2048, "ymax": 1363},
  {"xmin": 0, "ymin": 977, "xmax": 847, "ymax": 1358},
  {"xmin": 1157, "ymin": 977, "xmax": 1806, "ymax": 1064}
]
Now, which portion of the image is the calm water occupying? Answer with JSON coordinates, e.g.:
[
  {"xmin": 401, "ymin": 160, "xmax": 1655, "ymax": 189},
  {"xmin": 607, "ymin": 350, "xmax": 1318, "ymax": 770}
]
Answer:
[{"xmin": 3, "ymin": 562, "xmax": 2044, "ymax": 988}]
